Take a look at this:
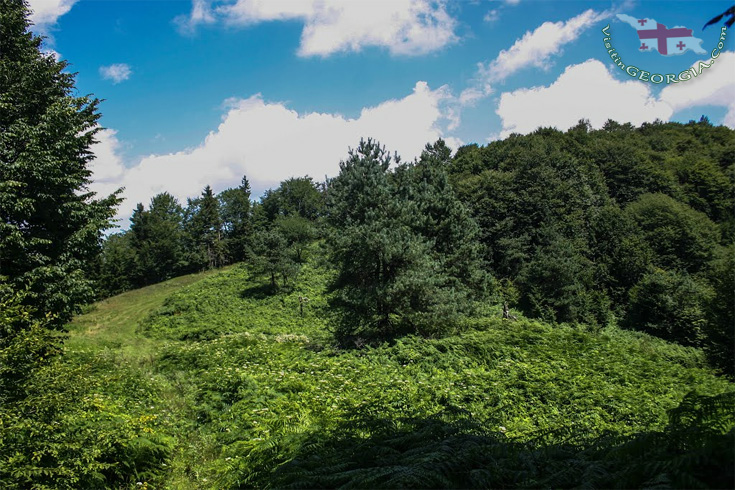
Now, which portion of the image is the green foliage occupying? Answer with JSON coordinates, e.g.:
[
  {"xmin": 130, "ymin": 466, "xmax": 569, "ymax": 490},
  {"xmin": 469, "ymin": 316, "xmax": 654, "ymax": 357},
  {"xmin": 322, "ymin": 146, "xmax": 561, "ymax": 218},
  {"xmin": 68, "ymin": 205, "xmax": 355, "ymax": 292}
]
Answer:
[
  {"xmin": 626, "ymin": 193, "xmax": 720, "ymax": 273},
  {"xmin": 448, "ymin": 120, "xmax": 734, "ymax": 354},
  {"xmin": 0, "ymin": 352, "xmax": 173, "ymax": 489},
  {"xmin": 186, "ymin": 185, "xmax": 226, "ymax": 270},
  {"xmin": 0, "ymin": 289, "xmax": 61, "ymax": 404},
  {"xmin": 139, "ymin": 261, "xmax": 329, "ymax": 342},
  {"xmin": 94, "ymin": 232, "xmax": 137, "ymax": 297},
  {"xmin": 625, "ymin": 268, "xmax": 712, "ymax": 347},
  {"xmin": 518, "ymin": 230, "xmax": 608, "ymax": 325},
  {"xmin": 30, "ymin": 256, "xmax": 731, "ymax": 488},
  {"xmin": 401, "ymin": 140, "xmax": 492, "ymax": 299},
  {"xmin": 704, "ymin": 246, "xmax": 735, "ymax": 375},
  {"xmin": 275, "ymin": 215, "xmax": 315, "ymax": 263},
  {"xmin": 588, "ymin": 205, "xmax": 652, "ymax": 307},
  {"xmin": 261, "ymin": 391, "xmax": 735, "ymax": 489},
  {"xmin": 1, "ymin": 285, "xmax": 172, "ymax": 489},
  {"xmin": 0, "ymin": 0, "xmax": 121, "ymax": 326},
  {"xmin": 219, "ymin": 176, "xmax": 252, "ymax": 263},
  {"xmin": 96, "ymin": 178, "xmax": 255, "ymax": 298},
  {"xmin": 327, "ymin": 139, "xmax": 488, "ymax": 342},
  {"xmin": 130, "ymin": 193, "xmax": 188, "ymax": 286},
  {"xmin": 251, "ymin": 229, "xmax": 300, "ymax": 291},
  {"xmin": 259, "ymin": 176, "xmax": 324, "ymax": 222}
]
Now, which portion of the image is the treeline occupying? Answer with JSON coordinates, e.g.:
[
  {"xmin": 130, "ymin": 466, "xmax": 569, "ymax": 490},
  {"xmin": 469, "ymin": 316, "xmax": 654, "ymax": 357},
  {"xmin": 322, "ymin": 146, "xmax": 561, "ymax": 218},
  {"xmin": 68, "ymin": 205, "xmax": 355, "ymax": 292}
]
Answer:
[
  {"xmin": 3, "ymin": 1, "xmax": 733, "ymax": 487},
  {"xmin": 94, "ymin": 176, "xmax": 325, "ymax": 297},
  {"xmin": 94, "ymin": 120, "xmax": 733, "ymax": 374}
]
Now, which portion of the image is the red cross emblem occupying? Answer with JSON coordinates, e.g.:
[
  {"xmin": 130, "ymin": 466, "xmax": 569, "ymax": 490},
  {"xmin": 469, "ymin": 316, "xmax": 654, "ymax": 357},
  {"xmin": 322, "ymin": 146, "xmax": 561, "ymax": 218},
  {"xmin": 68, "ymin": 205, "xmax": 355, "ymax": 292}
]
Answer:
[{"xmin": 637, "ymin": 23, "xmax": 692, "ymax": 55}]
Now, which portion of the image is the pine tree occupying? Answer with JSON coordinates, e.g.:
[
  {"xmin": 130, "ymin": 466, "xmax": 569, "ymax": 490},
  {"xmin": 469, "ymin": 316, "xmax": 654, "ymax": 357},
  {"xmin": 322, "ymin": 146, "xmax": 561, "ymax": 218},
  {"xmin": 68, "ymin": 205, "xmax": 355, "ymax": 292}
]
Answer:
[
  {"xmin": 219, "ymin": 176, "xmax": 252, "ymax": 262},
  {"xmin": 129, "ymin": 192, "xmax": 186, "ymax": 285},
  {"xmin": 407, "ymin": 140, "xmax": 490, "ymax": 297},
  {"xmin": 327, "ymin": 139, "xmax": 472, "ymax": 342},
  {"xmin": 189, "ymin": 185, "xmax": 224, "ymax": 269},
  {"xmin": 252, "ymin": 228, "xmax": 298, "ymax": 290},
  {"xmin": 0, "ymin": 0, "xmax": 120, "ymax": 326}
]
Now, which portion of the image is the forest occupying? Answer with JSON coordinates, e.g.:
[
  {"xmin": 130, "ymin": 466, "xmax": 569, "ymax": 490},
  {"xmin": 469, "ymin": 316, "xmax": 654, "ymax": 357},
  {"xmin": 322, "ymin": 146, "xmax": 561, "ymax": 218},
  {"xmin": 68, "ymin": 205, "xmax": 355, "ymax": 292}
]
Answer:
[
  {"xmin": 93, "ymin": 118, "xmax": 734, "ymax": 376},
  {"xmin": 2, "ymin": 0, "xmax": 734, "ymax": 488}
]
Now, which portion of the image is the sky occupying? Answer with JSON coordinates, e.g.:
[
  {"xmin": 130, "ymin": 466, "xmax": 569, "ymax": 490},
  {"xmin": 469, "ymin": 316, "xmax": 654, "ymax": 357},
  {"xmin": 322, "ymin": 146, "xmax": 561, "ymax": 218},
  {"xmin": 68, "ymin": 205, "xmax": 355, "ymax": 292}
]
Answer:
[{"xmin": 27, "ymin": 0, "xmax": 735, "ymax": 227}]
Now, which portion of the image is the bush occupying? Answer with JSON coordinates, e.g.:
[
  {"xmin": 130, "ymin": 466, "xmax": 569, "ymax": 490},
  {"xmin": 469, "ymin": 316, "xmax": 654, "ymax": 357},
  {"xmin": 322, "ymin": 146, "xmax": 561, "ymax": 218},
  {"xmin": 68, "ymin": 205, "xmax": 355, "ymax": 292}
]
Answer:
[{"xmin": 625, "ymin": 268, "xmax": 711, "ymax": 347}]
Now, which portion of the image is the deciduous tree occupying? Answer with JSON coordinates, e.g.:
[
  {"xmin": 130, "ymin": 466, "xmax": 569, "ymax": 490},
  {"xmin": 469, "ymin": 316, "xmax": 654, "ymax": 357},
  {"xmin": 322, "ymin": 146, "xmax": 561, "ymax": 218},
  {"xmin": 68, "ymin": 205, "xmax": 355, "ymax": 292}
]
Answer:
[{"xmin": 0, "ymin": 0, "xmax": 120, "ymax": 326}]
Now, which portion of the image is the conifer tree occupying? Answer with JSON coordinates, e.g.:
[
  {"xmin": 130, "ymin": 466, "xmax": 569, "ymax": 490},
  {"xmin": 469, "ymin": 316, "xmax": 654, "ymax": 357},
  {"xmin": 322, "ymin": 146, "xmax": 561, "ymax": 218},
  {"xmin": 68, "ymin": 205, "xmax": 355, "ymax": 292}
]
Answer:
[
  {"xmin": 0, "ymin": 0, "xmax": 120, "ymax": 326},
  {"xmin": 129, "ymin": 193, "xmax": 185, "ymax": 285},
  {"xmin": 95, "ymin": 232, "xmax": 137, "ymax": 296},
  {"xmin": 252, "ymin": 228, "xmax": 298, "ymax": 290},
  {"xmin": 219, "ymin": 176, "xmax": 252, "ymax": 262},
  {"xmin": 407, "ymin": 140, "xmax": 490, "ymax": 297},
  {"xmin": 189, "ymin": 185, "xmax": 224, "ymax": 269},
  {"xmin": 327, "ymin": 139, "xmax": 476, "ymax": 342}
]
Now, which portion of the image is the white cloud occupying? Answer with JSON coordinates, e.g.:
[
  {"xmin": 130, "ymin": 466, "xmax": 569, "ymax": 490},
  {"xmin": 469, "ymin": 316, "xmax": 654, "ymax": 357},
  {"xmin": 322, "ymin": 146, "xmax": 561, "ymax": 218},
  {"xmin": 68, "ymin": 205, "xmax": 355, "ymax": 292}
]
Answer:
[
  {"xmin": 88, "ymin": 129, "xmax": 127, "ymax": 199},
  {"xmin": 42, "ymin": 49, "xmax": 61, "ymax": 61},
  {"xmin": 451, "ymin": 8, "xmax": 609, "ymax": 125},
  {"xmin": 90, "ymin": 82, "xmax": 459, "ymax": 225},
  {"xmin": 27, "ymin": 0, "xmax": 77, "ymax": 30},
  {"xmin": 483, "ymin": 9, "xmax": 500, "ymax": 23},
  {"xmin": 181, "ymin": 0, "xmax": 458, "ymax": 57},
  {"xmin": 483, "ymin": 9, "xmax": 608, "ymax": 82},
  {"xmin": 175, "ymin": 0, "xmax": 216, "ymax": 35},
  {"xmin": 659, "ymin": 51, "xmax": 735, "ymax": 128},
  {"xmin": 458, "ymin": 83, "xmax": 493, "ymax": 108},
  {"xmin": 496, "ymin": 59, "xmax": 673, "ymax": 137},
  {"xmin": 99, "ymin": 64, "xmax": 132, "ymax": 84}
]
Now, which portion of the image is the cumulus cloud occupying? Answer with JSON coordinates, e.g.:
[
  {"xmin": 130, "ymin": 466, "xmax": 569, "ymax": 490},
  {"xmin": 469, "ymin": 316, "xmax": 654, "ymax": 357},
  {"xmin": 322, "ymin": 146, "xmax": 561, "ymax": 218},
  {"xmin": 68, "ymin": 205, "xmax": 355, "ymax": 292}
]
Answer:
[
  {"xmin": 179, "ymin": 0, "xmax": 458, "ymax": 57},
  {"xmin": 27, "ymin": 0, "xmax": 77, "ymax": 31},
  {"xmin": 659, "ymin": 51, "xmax": 735, "ymax": 128},
  {"xmin": 89, "ymin": 82, "xmax": 459, "ymax": 225},
  {"xmin": 494, "ymin": 52, "xmax": 735, "ymax": 138},
  {"xmin": 458, "ymin": 86, "xmax": 492, "ymax": 106},
  {"xmin": 99, "ymin": 64, "xmax": 133, "ymax": 84},
  {"xmin": 495, "ymin": 59, "xmax": 673, "ymax": 137},
  {"xmin": 483, "ymin": 9, "xmax": 609, "ymax": 82},
  {"xmin": 452, "ymin": 8, "xmax": 609, "ymax": 124},
  {"xmin": 88, "ymin": 129, "xmax": 127, "ymax": 198}
]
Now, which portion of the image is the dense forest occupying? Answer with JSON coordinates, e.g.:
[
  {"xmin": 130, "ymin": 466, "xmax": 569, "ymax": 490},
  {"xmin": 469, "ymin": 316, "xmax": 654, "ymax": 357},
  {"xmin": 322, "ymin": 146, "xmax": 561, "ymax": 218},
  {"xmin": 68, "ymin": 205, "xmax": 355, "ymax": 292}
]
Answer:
[{"xmin": 2, "ymin": 0, "xmax": 734, "ymax": 488}]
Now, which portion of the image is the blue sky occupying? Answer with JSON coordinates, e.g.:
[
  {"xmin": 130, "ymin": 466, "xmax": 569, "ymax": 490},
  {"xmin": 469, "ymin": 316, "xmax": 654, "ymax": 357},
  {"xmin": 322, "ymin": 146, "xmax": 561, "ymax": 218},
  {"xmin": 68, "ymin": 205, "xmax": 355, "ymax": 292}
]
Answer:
[{"xmin": 28, "ymin": 0, "xmax": 735, "ymax": 225}]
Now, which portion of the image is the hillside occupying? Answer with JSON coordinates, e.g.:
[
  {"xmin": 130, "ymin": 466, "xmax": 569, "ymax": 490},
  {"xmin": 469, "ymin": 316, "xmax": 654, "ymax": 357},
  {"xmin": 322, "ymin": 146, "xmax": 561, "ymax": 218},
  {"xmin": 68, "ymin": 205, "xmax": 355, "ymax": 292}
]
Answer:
[
  {"xmin": 3, "ymin": 3, "xmax": 734, "ymax": 489},
  {"xmin": 37, "ymin": 260, "xmax": 732, "ymax": 488}
]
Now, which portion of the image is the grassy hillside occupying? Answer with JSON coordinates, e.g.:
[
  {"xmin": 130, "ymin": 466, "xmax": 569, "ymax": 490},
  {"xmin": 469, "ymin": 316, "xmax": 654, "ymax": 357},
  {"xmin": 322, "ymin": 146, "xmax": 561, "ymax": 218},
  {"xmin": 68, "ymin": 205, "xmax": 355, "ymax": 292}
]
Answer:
[{"xmin": 56, "ymin": 259, "xmax": 733, "ymax": 489}]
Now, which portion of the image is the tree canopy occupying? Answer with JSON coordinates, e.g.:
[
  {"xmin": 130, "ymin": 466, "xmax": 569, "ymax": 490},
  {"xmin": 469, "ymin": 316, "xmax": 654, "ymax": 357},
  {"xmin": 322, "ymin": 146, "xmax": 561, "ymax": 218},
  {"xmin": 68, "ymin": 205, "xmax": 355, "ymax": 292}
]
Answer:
[{"xmin": 0, "ymin": 0, "xmax": 120, "ymax": 326}]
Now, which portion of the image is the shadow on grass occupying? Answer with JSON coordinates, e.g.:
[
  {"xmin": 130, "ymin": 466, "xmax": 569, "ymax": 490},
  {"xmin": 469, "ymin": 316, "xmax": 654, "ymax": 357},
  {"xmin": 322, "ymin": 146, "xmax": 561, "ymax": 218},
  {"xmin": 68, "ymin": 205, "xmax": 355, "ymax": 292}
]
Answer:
[
  {"xmin": 239, "ymin": 283, "xmax": 276, "ymax": 300},
  {"xmin": 237, "ymin": 392, "xmax": 735, "ymax": 489}
]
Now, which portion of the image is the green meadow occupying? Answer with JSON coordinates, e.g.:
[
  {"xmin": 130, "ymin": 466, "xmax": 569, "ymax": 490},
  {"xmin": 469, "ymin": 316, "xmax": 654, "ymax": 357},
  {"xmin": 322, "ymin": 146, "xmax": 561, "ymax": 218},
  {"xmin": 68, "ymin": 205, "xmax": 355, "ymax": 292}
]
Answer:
[{"xmin": 28, "ymin": 258, "xmax": 728, "ymax": 489}]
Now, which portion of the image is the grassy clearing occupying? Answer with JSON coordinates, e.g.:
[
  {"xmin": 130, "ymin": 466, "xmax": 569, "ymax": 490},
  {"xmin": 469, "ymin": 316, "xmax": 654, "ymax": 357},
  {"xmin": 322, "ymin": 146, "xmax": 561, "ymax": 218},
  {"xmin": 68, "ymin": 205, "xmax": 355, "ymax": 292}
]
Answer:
[
  {"xmin": 65, "ymin": 268, "xmax": 225, "ymax": 363},
  {"xmin": 57, "ymin": 260, "xmax": 734, "ymax": 488}
]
